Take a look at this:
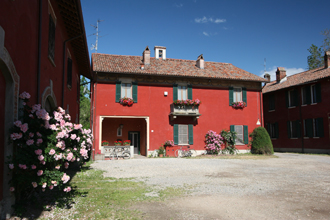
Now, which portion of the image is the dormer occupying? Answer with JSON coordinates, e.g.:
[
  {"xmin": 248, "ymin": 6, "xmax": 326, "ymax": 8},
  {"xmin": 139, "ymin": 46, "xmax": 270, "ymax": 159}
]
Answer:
[{"xmin": 154, "ymin": 46, "xmax": 166, "ymax": 60}]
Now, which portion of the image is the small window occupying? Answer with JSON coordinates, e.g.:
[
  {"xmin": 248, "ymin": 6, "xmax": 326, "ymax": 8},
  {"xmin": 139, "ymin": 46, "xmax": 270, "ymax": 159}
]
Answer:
[
  {"xmin": 269, "ymin": 94, "xmax": 275, "ymax": 111},
  {"xmin": 233, "ymin": 88, "xmax": 242, "ymax": 102},
  {"xmin": 117, "ymin": 127, "xmax": 122, "ymax": 137},
  {"xmin": 288, "ymin": 90, "xmax": 295, "ymax": 107},
  {"xmin": 301, "ymin": 87, "xmax": 307, "ymax": 105},
  {"xmin": 48, "ymin": 14, "xmax": 56, "ymax": 62},
  {"xmin": 121, "ymin": 83, "xmax": 132, "ymax": 98},
  {"xmin": 287, "ymin": 120, "xmax": 300, "ymax": 138},
  {"xmin": 269, "ymin": 123, "xmax": 277, "ymax": 138},
  {"xmin": 234, "ymin": 125, "xmax": 244, "ymax": 145},
  {"xmin": 304, "ymin": 118, "xmax": 324, "ymax": 138},
  {"xmin": 178, "ymin": 124, "xmax": 188, "ymax": 145},
  {"xmin": 311, "ymin": 85, "xmax": 317, "ymax": 104},
  {"xmin": 159, "ymin": 50, "xmax": 163, "ymax": 58},
  {"xmin": 178, "ymin": 86, "xmax": 187, "ymax": 100},
  {"xmin": 67, "ymin": 57, "xmax": 72, "ymax": 88}
]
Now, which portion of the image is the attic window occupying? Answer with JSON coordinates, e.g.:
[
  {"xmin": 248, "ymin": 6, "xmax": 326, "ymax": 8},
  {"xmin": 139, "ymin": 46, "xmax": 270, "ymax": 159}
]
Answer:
[{"xmin": 159, "ymin": 50, "xmax": 163, "ymax": 58}]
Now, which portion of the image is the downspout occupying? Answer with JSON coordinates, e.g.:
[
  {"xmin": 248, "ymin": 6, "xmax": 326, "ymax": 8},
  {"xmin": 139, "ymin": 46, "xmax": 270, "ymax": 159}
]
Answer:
[
  {"xmin": 260, "ymin": 90, "xmax": 263, "ymax": 127},
  {"xmin": 37, "ymin": 0, "xmax": 43, "ymax": 104},
  {"xmin": 92, "ymin": 73, "xmax": 97, "ymax": 160},
  {"xmin": 61, "ymin": 32, "xmax": 84, "ymax": 107},
  {"xmin": 298, "ymin": 91, "xmax": 304, "ymax": 153}
]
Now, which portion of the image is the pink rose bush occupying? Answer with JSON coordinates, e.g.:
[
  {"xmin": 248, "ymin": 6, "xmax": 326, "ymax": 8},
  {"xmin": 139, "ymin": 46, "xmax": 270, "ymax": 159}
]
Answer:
[
  {"xmin": 204, "ymin": 130, "xmax": 224, "ymax": 154},
  {"xmin": 7, "ymin": 92, "xmax": 93, "ymax": 196}
]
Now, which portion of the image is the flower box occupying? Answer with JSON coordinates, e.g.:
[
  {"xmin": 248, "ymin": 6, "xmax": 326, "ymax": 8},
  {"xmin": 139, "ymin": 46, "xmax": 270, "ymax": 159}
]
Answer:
[
  {"xmin": 120, "ymin": 97, "xmax": 134, "ymax": 106},
  {"xmin": 231, "ymin": 101, "xmax": 246, "ymax": 109}
]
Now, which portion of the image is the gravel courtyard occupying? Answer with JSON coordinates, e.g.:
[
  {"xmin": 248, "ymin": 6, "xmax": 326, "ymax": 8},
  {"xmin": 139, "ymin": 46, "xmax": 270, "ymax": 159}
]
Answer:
[{"xmin": 91, "ymin": 153, "xmax": 330, "ymax": 220}]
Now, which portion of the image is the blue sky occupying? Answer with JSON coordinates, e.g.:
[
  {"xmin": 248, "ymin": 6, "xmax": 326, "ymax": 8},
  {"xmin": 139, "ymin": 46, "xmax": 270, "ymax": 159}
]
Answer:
[{"xmin": 81, "ymin": 0, "xmax": 330, "ymax": 81}]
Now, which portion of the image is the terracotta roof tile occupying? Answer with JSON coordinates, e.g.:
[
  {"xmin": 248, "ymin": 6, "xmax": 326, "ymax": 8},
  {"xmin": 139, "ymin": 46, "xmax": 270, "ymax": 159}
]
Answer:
[
  {"xmin": 92, "ymin": 53, "xmax": 266, "ymax": 82},
  {"xmin": 263, "ymin": 67, "xmax": 330, "ymax": 93}
]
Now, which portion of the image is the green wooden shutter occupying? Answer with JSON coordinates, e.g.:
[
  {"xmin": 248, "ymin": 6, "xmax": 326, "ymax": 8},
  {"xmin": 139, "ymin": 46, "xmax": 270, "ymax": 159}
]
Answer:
[
  {"xmin": 316, "ymin": 83, "xmax": 322, "ymax": 103},
  {"xmin": 229, "ymin": 87, "xmax": 233, "ymax": 106},
  {"xmin": 242, "ymin": 87, "xmax": 247, "ymax": 106},
  {"xmin": 132, "ymin": 82, "xmax": 138, "ymax": 103},
  {"xmin": 275, "ymin": 122, "xmax": 279, "ymax": 138},
  {"xmin": 305, "ymin": 86, "xmax": 311, "ymax": 105},
  {"xmin": 294, "ymin": 89, "xmax": 299, "ymax": 107},
  {"xmin": 230, "ymin": 125, "xmax": 235, "ymax": 132},
  {"xmin": 317, "ymin": 117, "xmax": 324, "ymax": 137},
  {"xmin": 296, "ymin": 120, "xmax": 301, "ymax": 138},
  {"xmin": 173, "ymin": 84, "xmax": 178, "ymax": 101},
  {"xmin": 243, "ymin": 125, "xmax": 248, "ymax": 144},
  {"xmin": 306, "ymin": 118, "xmax": 313, "ymax": 138},
  {"xmin": 188, "ymin": 85, "xmax": 193, "ymax": 100},
  {"xmin": 287, "ymin": 121, "xmax": 291, "ymax": 138},
  {"xmin": 173, "ymin": 124, "xmax": 178, "ymax": 145},
  {"xmin": 285, "ymin": 91, "xmax": 289, "ymax": 108},
  {"xmin": 115, "ymin": 81, "xmax": 121, "ymax": 102},
  {"xmin": 188, "ymin": 124, "xmax": 193, "ymax": 145}
]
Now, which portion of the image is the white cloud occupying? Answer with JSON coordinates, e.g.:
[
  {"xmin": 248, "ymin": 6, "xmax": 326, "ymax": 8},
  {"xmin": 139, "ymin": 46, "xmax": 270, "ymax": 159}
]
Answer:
[
  {"xmin": 259, "ymin": 66, "xmax": 305, "ymax": 81},
  {"xmin": 195, "ymin": 16, "xmax": 226, "ymax": 24},
  {"xmin": 203, "ymin": 31, "xmax": 209, "ymax": 36}
]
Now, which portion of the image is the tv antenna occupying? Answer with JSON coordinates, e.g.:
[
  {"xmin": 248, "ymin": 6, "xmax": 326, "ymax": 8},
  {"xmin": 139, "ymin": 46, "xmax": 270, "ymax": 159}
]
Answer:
[
  {"xmin": 89, "ymin": 19, "xmax": 104, "ymax": 53},
  {"xmin": 264, "ymin": 58, "xmax": 267, "ymax": 74}
]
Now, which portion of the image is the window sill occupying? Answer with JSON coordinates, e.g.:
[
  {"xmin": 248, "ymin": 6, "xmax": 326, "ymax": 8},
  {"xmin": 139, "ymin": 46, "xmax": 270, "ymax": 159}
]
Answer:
[
  {"xmin": 288, "ymin": 106, "xmax": 296, "ymax": 109},
  {"xmin": 301, "ymin": 104, "xmax": 307, "ymax": 107},
  {"xmin": 235, "ymin": 143, "xmax": 245, "ymax": 146},
  {"xmin": 313, "ymin": 137, "xmax": 320, "ymax": 139},
  {"xmin": 48, "ymin": 55, "xmax": 56, "ymax": 67},
  {"xmin": 290, "ymin": 138, "xmax": 299, "ymax": 139},
  {"xmin": 303, "ymin": 137, "xmax": 309, "ymax": 139},
  {"xmin": 268, "ymin": 110, "xmax": 275, "ymax": 112},
  {"xmin": 311, "ymin": 103, "xmax": 317, "ymax": 105},
  {"xmin": 271, "ymin": 138, "xmax": 277, "ymax": 140}
]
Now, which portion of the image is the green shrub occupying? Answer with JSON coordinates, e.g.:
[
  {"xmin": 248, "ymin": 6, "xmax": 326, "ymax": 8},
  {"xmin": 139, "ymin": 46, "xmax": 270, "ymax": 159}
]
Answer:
[{"xmin": 249, "ymin": 127, "xmax": 274, "ymax": 155}]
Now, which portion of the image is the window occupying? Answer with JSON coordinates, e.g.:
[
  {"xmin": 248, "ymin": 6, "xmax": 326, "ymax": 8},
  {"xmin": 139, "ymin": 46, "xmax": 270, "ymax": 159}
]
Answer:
[
  {"xmin": 287, "ymin": 120, "xmax": 300, "ymax": 138},
  {"xmin": 233, "ymin": 88, "xmax": 242, "ymax": 102},
  {"xmin": 178, "ymin": 86, "xmax": 187, "ymax": 100},
  {"xmin": 173, "ymin": 84, "xmax": 192, "ymax": 101},
  {"xmin": 288, "ymin": 90, "xmax": 296, "ymax": 107},
  {"xmin": 121, "ymin": 83, "xmax": 132, "ymax": 98},
  {"xmin": 117, "ymin": 126, "xmax": 122, "ymax": 137},
  {"xmin": 229, "ymin": 87, "xmax": 247, "ymax": 106},
  {"xmin": 269, "ymin": 94, "xmax": 275, "ymax": 111},
  {"xmin": 67, "ymin": 57, "xmax": 72, "ymax": 88},
  {"xmin": 178, "ymin": 125, "xmax": 188, "ymax": 145},
  {"xmin": 159, "ymin": 50, "xmax": 163, "ymax": 58},
  {"xmin": 116, "ymin": 81, "xmax": 138, "ymax": 102},
  {"xmin": 173, "ymin": 124, "xmax": 193, "ymax": 145},
  {"xmin": 230, "ymin": 125, "xmax": 248, "ymax": 144},
  {"xmin": 304, "ymin": 118, "xmax": 324, "ymax": 138},
  {"xmin": 311, "ymin": 85, "xmax": 317, "ymax": 104},
  {"xmin": 48, "ymin": 1, "xmax": 56, "ymax": 64},
  {"xmin": 267, "ymin": 123, "xmax": 278, "ymax": 139}
]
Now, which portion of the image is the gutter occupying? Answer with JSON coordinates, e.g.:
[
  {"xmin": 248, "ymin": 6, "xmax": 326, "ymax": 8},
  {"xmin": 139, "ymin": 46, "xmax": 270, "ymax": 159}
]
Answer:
[
  {"xmin": 37, "ymin": 0, "xmax": 43, "ymax": 104},
  {"xmin": 61, "ymin": 32, "xmax": 84, "ymax": 107}
]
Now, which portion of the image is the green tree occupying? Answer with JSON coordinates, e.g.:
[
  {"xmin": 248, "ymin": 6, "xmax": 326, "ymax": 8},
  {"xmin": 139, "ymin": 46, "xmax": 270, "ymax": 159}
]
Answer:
[
  {"xmin": 307, "ymin": 29, "xmax": 330, "ymax": 70},
  {"xmin": 80, "ymin": 76, "xmax": 91, "ymax": 129}
]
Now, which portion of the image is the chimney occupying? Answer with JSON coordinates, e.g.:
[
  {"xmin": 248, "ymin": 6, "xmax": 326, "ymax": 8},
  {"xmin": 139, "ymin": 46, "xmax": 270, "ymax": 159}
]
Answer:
[
  {"xmin": 154, "ymin": 46, "xmax": 166, "ymax": 60},
  {"xmin": 276, "ymin": 67, "xmax": 286, "ymax": 83},
  {"xmin": 264, "ymin": 73, "xmax": 270, "ymax": 83},
  {"xmin": 142, "ymin": 46, "xmax": 150, "ymax": 65},
  {"xmin": 196, "ymin": 54, "xmax": 204, "ymax": 69},
  {"xmin": 324, "ymin": 51, "xmax": 330, "ymax": 68}
]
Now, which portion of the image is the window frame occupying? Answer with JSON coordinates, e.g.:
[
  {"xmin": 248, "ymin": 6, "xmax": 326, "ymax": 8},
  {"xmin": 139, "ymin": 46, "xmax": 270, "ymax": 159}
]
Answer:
[
  {"xmin": 177, "ymin": 85, "xmax": 187, "ymax": 101},
  {"xmin": 269, "ymin": 94, "xmax": 275, "ymax": 111},
  {"xmin": 233, "ymin": 87, "xmax": 242, "ymax": 102},
  {"xmin": 47, "ymin": 0, "xmax": 57, "ymax": 65},
  {"xmin": 121, "ymin": 83, "xmax": 132, "ymax": 98},
  {"xmin": 310, "ymin": 84, "xmax": 317, "ymax": 104},
  {"xmin": 288, "ymin": 90, "xmax": 295, "ymax": 107}
]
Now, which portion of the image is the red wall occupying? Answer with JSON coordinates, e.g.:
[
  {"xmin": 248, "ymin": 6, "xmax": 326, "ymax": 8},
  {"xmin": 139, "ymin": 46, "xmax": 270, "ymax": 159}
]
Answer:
[
  {"xmin": 263, "ymin": 79, "xmax": 330, "ymax": 152},
  {"xmin": 0, "ymin": 0, "xmax": 80, "ymax": 120},
  {"xmin": 93, "ymin": 82, "xmax": 263, "ymax": 155}
]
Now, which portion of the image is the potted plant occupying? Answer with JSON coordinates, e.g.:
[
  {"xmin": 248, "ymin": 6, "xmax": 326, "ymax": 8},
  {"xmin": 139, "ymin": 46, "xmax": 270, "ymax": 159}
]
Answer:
[
  {"xmin": 123, "ymin": 140, "xmax": 131, "ymax": 146},
  {"xmin": 231, "ymin": 101, "xmax": 246, "ymax": 109},
  {"xmin": 158, "ymin": 146, "xmax": 165, "ymax": 157},
  {"xmin": 163, "ymin": 140, "xmax": 174, "ymax": 147},
  {"xmin": 102, "ymin": 140, "xmax": 109, "ymax": 146},
  {"xmin": 173, "ymin": 99, "xmax": 201, "ymax": 107},
  {"xmin": 119, "ymin": 97, "xmax": 134, "ymax": 106},
  {"xmin": 114, "ymin": 140, "xmax": 122, "ymax": 146}
]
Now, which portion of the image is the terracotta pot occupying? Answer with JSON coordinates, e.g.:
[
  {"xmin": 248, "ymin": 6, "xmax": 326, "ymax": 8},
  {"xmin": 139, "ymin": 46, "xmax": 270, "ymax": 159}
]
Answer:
[{"xmin": 159, "ymin": 154, "xmax": 164, "ymax": 158}]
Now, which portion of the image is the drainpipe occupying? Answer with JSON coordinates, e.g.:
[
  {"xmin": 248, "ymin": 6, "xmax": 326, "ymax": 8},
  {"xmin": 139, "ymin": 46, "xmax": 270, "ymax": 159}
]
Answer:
[
  {"xmin": 37, "ymin": 0, "xmax": 43, "ymax": 104},
  {"xmin": 298, "ymin": 90, "xmax": 304, "ymax": 153},
  {"xmin": 92, "ymin": 73, "xmax": 97, "ymax": 160},
  {"xmin": 61, "ymin": 32, "xmax": 84, "ymax": 107},
  {"xmin": 260, "ymin": 90, "xmax": 263, "ymax": 127}
]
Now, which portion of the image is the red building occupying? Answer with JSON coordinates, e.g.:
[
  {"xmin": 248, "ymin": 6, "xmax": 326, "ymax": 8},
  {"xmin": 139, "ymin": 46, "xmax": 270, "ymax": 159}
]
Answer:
[
  {"xmin": 0, "ymin": 0, "xmax": 90, "ymax": 217},
  {"xmin": 262, "ymin": 52, "xmax": 330, "ymax": 153},
  {"xmin": 91, "ymin": 46, "xmax": 266, "ymax": 158}
]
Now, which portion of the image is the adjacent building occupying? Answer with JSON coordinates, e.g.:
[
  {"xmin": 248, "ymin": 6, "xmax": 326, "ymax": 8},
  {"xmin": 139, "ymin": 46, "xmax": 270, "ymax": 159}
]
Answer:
[
  {"xmin": 91, "ymin": 46, "xmax": 267, "ymax": 158},
  {"xmin": 263, "ymin": 52, "xmax": 330, "ymax": 153},
  {"xmin": 0, "ymin": 0, "xmax": 91, "ymax": 217}
]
